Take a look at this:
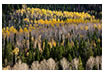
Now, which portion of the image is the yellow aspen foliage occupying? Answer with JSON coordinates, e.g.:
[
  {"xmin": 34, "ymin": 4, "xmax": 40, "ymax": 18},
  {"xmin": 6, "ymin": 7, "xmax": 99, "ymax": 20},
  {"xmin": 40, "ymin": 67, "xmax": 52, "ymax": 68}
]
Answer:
[
  {"xmin": 26, "ymin": 52, "xmax": 29, "ymax": 56},
  {"xmin": 24, "ymin": 27, "xmax": 28, "ymax": 32},
  {"xmin": 12, "ymin": 47, "xmax": 19, "ymax": 55},
  {"xmin": 80, "ymin": 26, "xmax": 84, "ymax": 30},
  {"xmin": 52, "ymin": 39, "xmax": 56, "ymax": 47},
  {"xmin": 19, "ymin": 28, "xmax": 23, "ymax": 33},
  {"xmin": 93, "ymin": 43, "xmax": 96, "ymax": 47},
  {"xmin": 97, "ymin": 38, "xmax": 100, "ymax": 43},
  {"xmin": 85, "ymin": 25, "xmax": 88, "ymax": 31},
  {"xmin": 94, "ymin": 24, "xmax": 97, "ymax": 28},
  {"xmin": 48, "ymin": 42, "xmax": 52, "ymax": 48},
  {"xmin": 61, "ymin": 40, "xmax": 64, "ymax": 46},
  {"xmin": 98, "ymin": 24, "xmax": 102, "ymax": 30},
  {"xmin": 31, "ymin": 37, "xmax": 34, "ymax": 41}
]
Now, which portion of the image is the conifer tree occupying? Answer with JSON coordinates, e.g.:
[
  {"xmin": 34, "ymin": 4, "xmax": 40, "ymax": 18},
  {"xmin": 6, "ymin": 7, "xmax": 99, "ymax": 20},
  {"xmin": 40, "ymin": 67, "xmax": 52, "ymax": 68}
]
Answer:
[
  {"xmin": 57, "ymin": 46, "xmax": 63, "ymax": 60},
  {"xmin": 78, "ymin": 56, "xmax": 84, "ymax": 70},
  {"xmin": 29, "ymin": 32, "xmax": 33, "ymax": 50},
  {"xmin": 43, "ymin": 39, "xmax": 50, "ymax": 59},
  {"xmin": 5, "ymin": 42, "xmax": 13, "ymax": 65},
  {"xmin": 35, "ymin": 47, "xmax": 40, "ymax": 61},
  {"xmin": 87, "ymin": 48, "xmax": 93, "ymax": 58},
  {"xmin": 27, "ymin": 49, "xmax": 34, "ymax": 65},
  {"xmin": 67, "ymin": 54, "xmax": 72, "ymax": 62}
]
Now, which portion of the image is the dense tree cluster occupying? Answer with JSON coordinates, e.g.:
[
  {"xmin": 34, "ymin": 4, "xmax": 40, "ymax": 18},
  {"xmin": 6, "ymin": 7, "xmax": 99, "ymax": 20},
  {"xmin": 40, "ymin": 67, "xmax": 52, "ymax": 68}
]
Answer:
[
  {"xmin": 2, "ymin": 4, "xmax": 102, "ymax": 26},
  {"xmin": 2, "ymin": 4, "xmax": 102, "ymax": 70}
]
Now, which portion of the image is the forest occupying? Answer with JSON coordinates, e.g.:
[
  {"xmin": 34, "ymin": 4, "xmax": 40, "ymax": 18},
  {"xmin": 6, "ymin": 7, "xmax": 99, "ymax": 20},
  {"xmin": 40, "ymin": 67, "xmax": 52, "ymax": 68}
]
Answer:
[{"xmin": 2, "ymin": 4, "xmax": 102, "ymax": 70}]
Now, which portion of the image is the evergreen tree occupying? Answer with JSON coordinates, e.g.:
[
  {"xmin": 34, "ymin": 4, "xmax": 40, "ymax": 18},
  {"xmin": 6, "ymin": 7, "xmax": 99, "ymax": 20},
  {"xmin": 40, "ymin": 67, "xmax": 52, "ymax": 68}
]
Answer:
[
  {"xmin": 65, "ymin": 38, "xmax": 72, "ymax": 55},
  {"xmin": 87, "ymin": 48, "xmax": 93, "ymax": 58},
  {"xmin": 43, "ymin": 39, "xmax": 50, "ymax": 59},
  {"xmin": 67, "ymin": 54, "xmax": 72, "ymax": 62},
  {"xmin": 21, "ymin": 51, "xmax": 27, "ymax": 63},
  {"xmin": 35, "ymin": 48, "xmax": 40, "ymax": 61},
  {"xmin": 29, "ymin": 32, "xmax": 33, "ymax": 50},
  {"xmin": 94, "ymin": 48, "xmax": 97, "ymax": 57},
  {"xmin": 5, "ymin": 42, "xmax": 13, "ymax": 66},
  {"xmin": 14, "ymin": 33, "xmax": 16, "ymax": 45},
  {"xmin": 27, "ymin": 49, "xmax": 34, "ymax": 65},
  {"xmin": 78, "ymin": 56, "xmax": 84, "ymax": 70},
  {"xmin": 57, "ymin": 46, "xmax": 63, "ymax": 60}
]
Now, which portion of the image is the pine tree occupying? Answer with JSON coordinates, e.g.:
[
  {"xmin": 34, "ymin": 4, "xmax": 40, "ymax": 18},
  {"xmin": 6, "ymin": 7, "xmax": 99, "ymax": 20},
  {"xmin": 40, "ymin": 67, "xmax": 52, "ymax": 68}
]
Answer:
[
  {"xmin": 13, "ymin": 33, "xmax": 17, "ymax": 65},
  {"xmin": 43, "ymin": 39, "xmax": 50, "ymax": 59},
  {"xmin": 29, "ymin": 32, "xmax": 33, "ymax": 50},
  {"xmin": 35, "ymin": 47, "xmax": 40, "ymax": 61},
  {"xmin": 27, "ymin": 49, "xmax": 34, "ymax": 65},
  {"xmin": 21, "ymin": 51, "xmax": 27, "ymax": 63},
  {"xmin": 67, "ymin": 54, "xmax": 72, "ymax": 62},
  {"xmin": 5, "ymin": 42, "xmax": 13, "ymax": 66},
  {"xmin": 87, "ymin": 48, "xmax": 93, "ymax": 58},
  {"xmin": 65, "ymin": 38, "xmax": 72, "ymax": 55},
  {"xmin": 78, "ymin": 56, "xmax": 84, "ymax": 70},
  {"xmin": 14, "ymin": 33, "xmax": 16, "ymax": 45},
  {"xmin": 57, "ymin": 46, "xmax": 63, "ymax": 60}
]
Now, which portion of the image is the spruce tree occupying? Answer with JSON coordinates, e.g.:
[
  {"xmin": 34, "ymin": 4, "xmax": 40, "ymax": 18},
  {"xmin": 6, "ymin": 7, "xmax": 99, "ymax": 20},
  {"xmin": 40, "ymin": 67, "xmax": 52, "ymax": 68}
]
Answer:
[
  {"xmin": 57, "ymin": 46, "xmax": 63, "ymax": 60},
  {"xmin": 5, "ymin": 42, "xmax": 13, "ymax": 66},
  {"xmin": 35, "ymin": 45, "xmax": 40, "ymax": 61},
  {"xmin": 29, "ymin": 32, "xmax": 33, "ymax": 50},
  {"xmin": 67, "ymin": 54, "xmax": 72, "ymax": 62},
  {"xmin": 43, "ymin": 39, "xmax": 50, "ymax": 59},
  {"xmin": 27, "ymin": 49, "xmax": 34, "ymax": 65},
  {"xmin": 87, "ymin": 48, "xmax": 93, "ymax": 58},
  {"xmin": 78, "ymin": 56, "xmax": 84, "ymax": 70}
]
